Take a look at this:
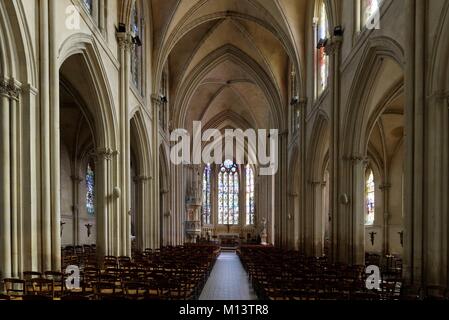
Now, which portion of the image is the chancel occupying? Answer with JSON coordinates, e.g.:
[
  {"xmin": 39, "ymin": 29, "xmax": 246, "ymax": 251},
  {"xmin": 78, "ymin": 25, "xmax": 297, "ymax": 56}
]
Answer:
[{"xmin": 0, "ymin": 0, "xmax": 449, "ymax": 302}]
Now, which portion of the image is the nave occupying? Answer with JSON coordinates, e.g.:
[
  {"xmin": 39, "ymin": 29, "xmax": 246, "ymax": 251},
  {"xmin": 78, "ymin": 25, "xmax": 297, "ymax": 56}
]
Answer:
[{"xmin": 1, "ymin": 0, "xmax": 449, "ymax": 302}]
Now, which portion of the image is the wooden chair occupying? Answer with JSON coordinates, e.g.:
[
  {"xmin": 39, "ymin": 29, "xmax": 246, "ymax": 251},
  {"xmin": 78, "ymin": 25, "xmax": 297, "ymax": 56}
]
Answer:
[
  {"xmin": 25, "ymin": 278, "xmax": 54, "ymax": 299},
  {"xmin": 123, "ymin": 282, "xmax": 149, "ymax": 300},
  {"xmin": 45, "ymin": 271, "xmax": 64, "ymax": 297},
  {"xmin": 23, "ymin": 271, "xmax": 42, "ymax": 280},
  {"xmin": 4, "ymin": 279, "xmax": 25, "ymax": 298}
]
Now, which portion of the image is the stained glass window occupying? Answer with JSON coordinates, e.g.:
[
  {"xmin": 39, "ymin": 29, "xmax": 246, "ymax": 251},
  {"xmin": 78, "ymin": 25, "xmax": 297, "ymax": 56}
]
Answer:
[
  {"xmin": 82, "ymin": 0, "xmax": 93, "ymax": 14},
  {"xmin": 218, "ymin": 160, "xmax": 239, "ymax": 225},
  {"xmin": 202, "ymin": 164, "xmax": 212, "ymax": 225},
  {"xmin": 363, "ymin": 0, "xmax": 380, "ymax": 25},
  {"xmin": 315, "ymin": 1, "xmax": 329, "ymax": 96},
  {"xmin": 246, "ymin": 165, "xmax": 255, "ymax": 225},
  {"xmin": 131, "ymin": 0, "xmax": 143, "ymax": 91},
  {"xmin": 365, "ymin": 169, "xmax": 375, "ymax": 225},
  {"xmin": 86, "ymin": 161, "xmax": 95, "ymax": 217}
]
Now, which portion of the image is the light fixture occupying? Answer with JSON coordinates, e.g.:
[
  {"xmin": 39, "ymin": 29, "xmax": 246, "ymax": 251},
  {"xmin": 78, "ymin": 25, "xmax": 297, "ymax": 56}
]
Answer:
[
  {"xmin": 132, "ymin": 35, "xmax": 142, "ymax": 47},
  {"xmin": 317, "ymin": 38, "xmax": 328, "ymax": 49}
]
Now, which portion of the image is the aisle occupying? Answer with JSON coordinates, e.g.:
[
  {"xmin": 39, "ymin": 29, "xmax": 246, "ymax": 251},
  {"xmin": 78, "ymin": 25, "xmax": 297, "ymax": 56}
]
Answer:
[{"xmin": 199, "ymin": 251, "xmax": 257, "ymax": 300}]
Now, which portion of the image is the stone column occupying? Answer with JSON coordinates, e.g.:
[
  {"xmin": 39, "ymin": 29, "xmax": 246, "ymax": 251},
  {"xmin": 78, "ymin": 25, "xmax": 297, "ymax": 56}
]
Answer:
[
  {"xmin": 9, "ymin": 80, "xmax": 21, "ymax": 278},
  {"xmin": 71, "ymin": 175, "xmax": 83, "ymax": 245},
  {"xmin": 151, "ymin": 95, "xmax": 161, "ymax": 249},
  {"xmin": 95, "ymin": 148, "xmax": 115, "ymax": 261},
  {"xmin": 275, "ymin": 130, "xmax": 289, "ymax": 248},
  {"xmin": 379, "ymin": 183, "xmax": 391, "ymax": 255},
  {"xmin": 21, "ymin": 84, "xmax": 39, "ymax": 274},
  {"xmin": 40, "ymin": 0, "xmax": 52, "ymax": 272},
  {"xmin": 403, "ymin": 0, "xmax": 425, "ymax": 290},
  {"xmin": 117, "ymin": 32, "xmax": 133, "ymax": 256},
  {"xmin": 326, "ymin": 33, "xmax": 343, "ymax": 263},
  {"xmin": 50, "ymin": 0, "xmax": 62, "ymax": 271},
  {"xmin": 0, "ymin": 80, "xmax": 12, "ymax": 279}
]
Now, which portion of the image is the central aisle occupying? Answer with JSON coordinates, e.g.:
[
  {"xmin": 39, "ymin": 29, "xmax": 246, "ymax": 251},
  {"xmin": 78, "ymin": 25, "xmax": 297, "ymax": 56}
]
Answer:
[{"xmin": 199, "ymin": 251, "xmax": 258, "ymax": 300}]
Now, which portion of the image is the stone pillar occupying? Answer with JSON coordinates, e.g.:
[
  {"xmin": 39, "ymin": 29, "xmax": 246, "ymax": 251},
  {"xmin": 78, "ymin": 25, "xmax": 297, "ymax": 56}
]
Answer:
[
  {"xmin": 49, "ymin": 0, "xmax": 62, "ymax": 272},
  {"xmin": 117, "ymin": 32, "xmax": 133, "ymax": 257},
  {"xmin": 275, "ymin": 130, "xmax": 288, "ymax": 248},
  {"xmin": 151, "ymin": 94, "xmax": 161, "ymax": 249},
  {"xmin": 95, "ymin": 148, "xmax": 115, "ymax": 261},
  {"xmin": 40, "ymin": 0, "xmax": 52, "ymax": 272},
  {"xmin": 403, "ymin": 0, "xmax": 425, "ymax": 289},
  {"xmin": 71, "ymin": 176, "xmax": 83, "ymax": 245},
  {"xmin": 9, "ymin": 80, "xmax": 21, "ymax": 278},
  {"xmin": 326, "ymin": 33, "xmax": 343, "ymax": 263},
  {"xmin": 0, "ymin": 80, "xmax": 12, "ymax": 279},
  {"xmin": 21, "ymin": 84, "xmax": 39, "ymax": 274},
  {"xmin": 379, "ymin": 183, "xmax": 391, "ymax": 255}
]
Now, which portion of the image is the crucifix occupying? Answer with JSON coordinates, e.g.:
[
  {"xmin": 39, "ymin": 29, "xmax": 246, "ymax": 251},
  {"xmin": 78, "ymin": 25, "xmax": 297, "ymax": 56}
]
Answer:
[
  {"xmin": 369, "ymin": 232, "xmax": 377, "ymax": 246},
  {"xmin": 85, "ymin": 224, "xmax": 93, "ymax": 238},
  {"xmin": 398, "ymin": 231, "xmax": 404, "ymax": 247},
  {"xmin": 60, "ymin": 222, "xmax": 66, "ymax": 237}
]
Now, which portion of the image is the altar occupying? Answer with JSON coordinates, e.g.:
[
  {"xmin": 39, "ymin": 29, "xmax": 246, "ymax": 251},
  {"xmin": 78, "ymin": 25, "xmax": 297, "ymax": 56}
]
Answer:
[{"xmin": 218, "ymin": 234, "xmax": 240, "ymax": 250}]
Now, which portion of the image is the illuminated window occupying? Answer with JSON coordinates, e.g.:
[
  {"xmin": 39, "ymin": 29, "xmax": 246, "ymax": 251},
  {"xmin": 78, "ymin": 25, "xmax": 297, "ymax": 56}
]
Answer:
[
  {"xmin": 363, "ymin": 0, "xmax": 380, "ymax": 24},
  {"xmin": 365, "ymin": 169, "xmax": 375, "ymax": 225},
  {"xmin": 86, "ymin": 160, "xmax": 95, "ymax": 217},
  {"xmin": 246, "ymin": 165, "xmax": 255, "ymax": 225},
  {"xmin": 314, "ymin": 0, "xmax": 329, "ymax": 97},
  {"xmin": 82, "ymin": 0, "xmax": 93, "ymax": 14},
  {"xmin": 218, "ymin": 160, "xmax": 239, "ymax": 225},
  {"xmin": 202, "ymin": 164, "xmax": 212, "ymax": 225},
  {"xmin": 131, "ymin": 0, "xmax": 144, "ymax": 92}
]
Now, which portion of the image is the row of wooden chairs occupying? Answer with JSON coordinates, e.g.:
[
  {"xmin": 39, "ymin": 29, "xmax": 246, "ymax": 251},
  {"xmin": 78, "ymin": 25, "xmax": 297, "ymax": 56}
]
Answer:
[
  {"xmin": 238, "ymin": 246, "xmax": 403, "ymax": 301},
  {"xmin": 3, "ymin": 244, "xmax": 220, "ymax": 301}
]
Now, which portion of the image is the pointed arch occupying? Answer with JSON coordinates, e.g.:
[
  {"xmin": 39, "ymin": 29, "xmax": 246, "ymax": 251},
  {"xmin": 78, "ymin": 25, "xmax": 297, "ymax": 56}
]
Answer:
[
  {"xmin": 58, "ymin": 34, "xmax": 118, "ymax": 151},
  {"xmin": 175, "ymin": 45, "xmax": 283, "ymax": 130}
]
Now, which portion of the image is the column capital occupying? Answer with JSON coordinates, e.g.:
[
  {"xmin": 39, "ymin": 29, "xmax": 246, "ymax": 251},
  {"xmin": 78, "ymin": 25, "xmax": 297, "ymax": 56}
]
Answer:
[
  {"xmin": 116, "ymin": 32, "xmax": 134, "ymax": 51},
  {"xmin": 379, "ymin": 183, "xmax": 391, "ymax": 191},
  {"xmin": 308, "ymin": 180, "xmax": 327, "ymax": 187},
  {"xmin": 345, "ymin": 154, "xmax": 369, "ymax": 166},
  {"xmin": 324, "ymin": 36, "xmax": 343, "ymax": 56},
  {"xmin": 0, "ymin": 78, "xmax": 21, "ymax": 100},
  {"xmin": 95, "ymin": 148, "xmax": 119, "ymax": 161},
  {"xmin": 134, "ymin": 175, "xmax": 152, "ymax": 183},
  {"xmin": 71, "ymin": 175, "xmax": 84, "ymax": 183},
  {"xmin": 151, "ymin": 93, "xmax": 163, "ymax": 107}
]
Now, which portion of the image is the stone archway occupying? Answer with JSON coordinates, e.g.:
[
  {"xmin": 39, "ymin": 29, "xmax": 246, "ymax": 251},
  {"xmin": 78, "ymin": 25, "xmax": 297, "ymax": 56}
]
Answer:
[{"xmin": 340, "ymin": 37, "xmax": 404, "ymax": 265}]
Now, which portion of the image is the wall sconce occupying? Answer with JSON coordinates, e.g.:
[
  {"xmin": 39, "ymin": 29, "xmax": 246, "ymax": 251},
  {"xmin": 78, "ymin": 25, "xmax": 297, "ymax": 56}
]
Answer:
[
  {"xmin": 113, "ymin": 187, "xmax": 121, "ymax": 199},
  {"xmin": 334, "ymin": 26, "xmax": 344, "ymax": 37},
  {"xmin": 117, "ymin": 23, "xmax": 126, "ymax": 33},
  {"xmin": 317, "ymin": 38, "xmax": 328, "ymax": 49},
  {"xmin": 132, "ymin": 35, "xmax": 142, "ymax": 47}
]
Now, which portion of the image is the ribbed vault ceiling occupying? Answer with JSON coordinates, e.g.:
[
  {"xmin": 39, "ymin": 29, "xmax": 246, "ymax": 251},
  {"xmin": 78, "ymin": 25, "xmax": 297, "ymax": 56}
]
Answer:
[{"xmin": 150, "ymin": 0, "xmax": 306, "ymax": 131}]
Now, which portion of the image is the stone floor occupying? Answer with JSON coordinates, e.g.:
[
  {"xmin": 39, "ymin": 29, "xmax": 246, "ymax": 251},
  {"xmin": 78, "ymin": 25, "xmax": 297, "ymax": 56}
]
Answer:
[{"xmin": 199, "ymin": 251, "xmax": 258, "ymax": 300}]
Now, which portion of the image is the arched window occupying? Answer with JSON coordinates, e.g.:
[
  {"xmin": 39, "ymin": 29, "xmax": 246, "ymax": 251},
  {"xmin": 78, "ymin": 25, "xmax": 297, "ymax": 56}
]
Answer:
[
  {"xmin": 246, "ymin": 165, "xmax": 255, "ymax": 225},
  {"xmin": 82, "ymin": 0, "xmax": 93, "ymax": 14},
  {"xmin": 314, "ymin": 0, "xmax": 329, "ymax": 97},
  {"xmin": 86, "ymin": 160, "xmax": 95, "ymax": 217},
  {"xmin": 218, "ymin": 160, "xmax": 239, "ymax": 225},
  {"xmin": 363, "ymin": 0, "xmax": 380, "ymax": 24},
  {"xmin": 202, "ymin": 164, "xmax": 212, "ymax": 225},
  {"xmin": 131, "ymin": 0, "xmax": 144, "ymax": 93},
  {"xmin": 365, "ymin": 169, "xmax": 375, "ymax": 225}
]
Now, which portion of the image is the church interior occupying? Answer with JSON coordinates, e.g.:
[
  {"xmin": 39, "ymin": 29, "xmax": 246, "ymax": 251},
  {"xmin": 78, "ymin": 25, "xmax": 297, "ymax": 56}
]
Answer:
[{"xmin": 0, "ymin": 0, "xmax": 449, "ymax": 302}]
